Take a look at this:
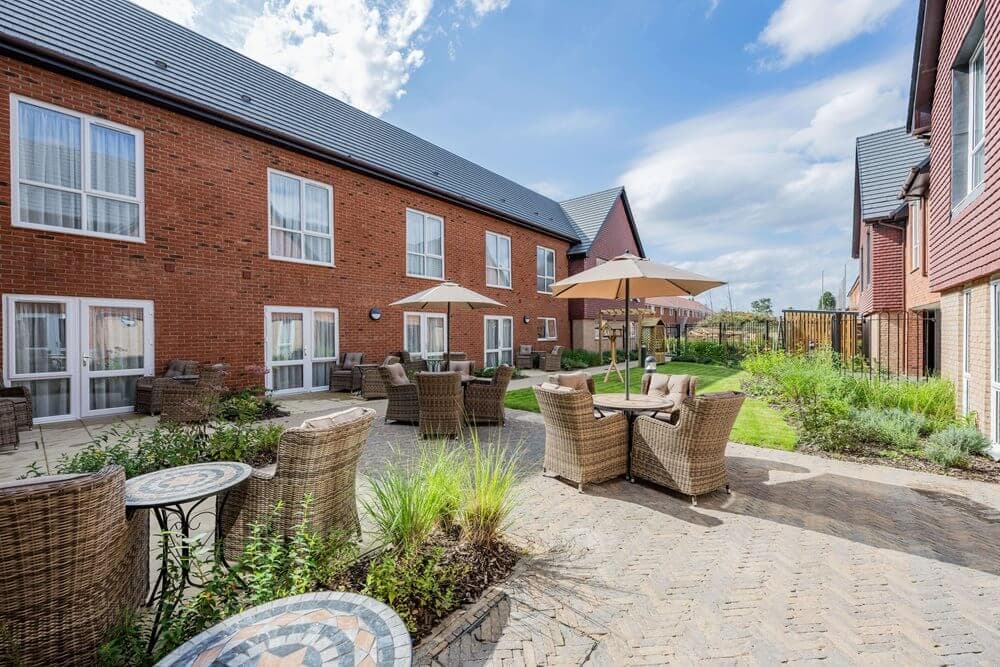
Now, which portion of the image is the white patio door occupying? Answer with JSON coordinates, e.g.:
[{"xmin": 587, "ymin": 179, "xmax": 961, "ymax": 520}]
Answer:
[
  {"xmin": 264, "ymin": 306, "xmax": 338, "ymax": 394},
  {"xmin": 3, "ymin": 295, "xmax": 154, "ymax": 422},
  {"xmin": 484, "ymin": 315, "xmax": 513, "ymax": 368},
  {"xmin": 991, "ymin": 280, "xmax": 1000, "ymax": 446}
]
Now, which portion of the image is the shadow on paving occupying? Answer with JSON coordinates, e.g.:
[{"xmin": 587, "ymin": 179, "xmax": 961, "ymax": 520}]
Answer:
[{"xmin": 596, "ymin": 455, "xmax": 1000, "ymax": 577}]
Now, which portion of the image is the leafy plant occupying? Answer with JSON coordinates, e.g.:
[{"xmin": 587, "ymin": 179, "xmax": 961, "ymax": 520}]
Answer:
[
  {"xmin": 924, "ymin": 440, "xmax": 969, "ymax": 468},
  {"xmin": 459, "ymin": 436, "xmax": 518, "ymax": 548},
  {"xmin": 419, "ymin": 443, "xmax": 466, "ymax": 527},
  {"xmin": 362, "ymin": 547, "xmax": 465, "ymax": 633},
  {"xmin": 927, "ymin": 425, "xmax": 989, "ymax": 456},
  {"xmin": 218, "ymin": 389, "xmax": 286, "ymax": 423},
  {"xmin": 822, "ymin": 408, "xmax": 926, "ymax": 454}
]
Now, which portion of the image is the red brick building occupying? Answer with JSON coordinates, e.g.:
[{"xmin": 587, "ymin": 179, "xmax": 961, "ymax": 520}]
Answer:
[
  {"xmin": 0, "ymin": 0, "xmax": 644, "ymax": 422},
  {"xmin": 909, "ymin": 0, "xmax": 1000, "ymax": 443}
]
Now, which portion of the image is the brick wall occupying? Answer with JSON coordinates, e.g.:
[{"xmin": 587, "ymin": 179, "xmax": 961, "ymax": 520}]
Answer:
[
  {"xmin": 904, "ymin": 196, "xmax": 940, "ymax": 310},
  {"xmin": 0, "ymin": 56, "xmax": 572, "ymax": 386},
  {"xmin": 859, "ymin": 223, "xmax": 905, "ymax": 314},
  {"xmin": 939, "ymin": 280, "xmax": 993, "ymax": 433}
]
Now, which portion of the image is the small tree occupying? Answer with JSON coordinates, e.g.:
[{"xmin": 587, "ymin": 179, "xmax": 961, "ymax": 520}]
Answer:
[
  {"xmin": 817, "ymin": 291, "xmax": 836, "ymax": 310},
  {"xmin": 750, "ymin": 298, "xmax": 773, "ymax": 316}
]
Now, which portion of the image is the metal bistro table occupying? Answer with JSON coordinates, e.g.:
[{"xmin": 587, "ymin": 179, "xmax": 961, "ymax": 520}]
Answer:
[
  {"xmin": 591, "ymin": 393, "xmax": 673, "ymax": 482},
  {"xmin": 156, "ymin": 591, "xmax": 412, "ymax": 666},
  {"xmin": 125, "ymin": 461, "xmax": 252, "ymax": 651}
]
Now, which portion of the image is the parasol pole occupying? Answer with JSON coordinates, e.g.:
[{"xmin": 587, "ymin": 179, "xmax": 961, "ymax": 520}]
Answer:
[
  {"xmin": 624, "ymin": 278, "xmax": 630, "ymax": 400},
  {"xmin": 446, "ymin": 301, "xmax": 451, "ymax": 369}
]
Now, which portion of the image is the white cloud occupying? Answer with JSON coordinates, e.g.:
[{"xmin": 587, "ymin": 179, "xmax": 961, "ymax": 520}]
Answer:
[
  {"xmin": 756, "ymin": 0, "xmax": 906, "ymax": 68},
  {"xmin": 131, "ymin": 0, "xmax": 199, "ymax": 27},
  {"xmin": 528, "ymin": 108, "xmax": 612, "ymax": 136},
  {"xmin": 705, "ymin": 0, "xmax": 720, "ymax": 19},
  {"xmin": 458, "ymin": 0, "xmax": 511, "ymax": 17},
  {"xmin": 619, "ymin": 54, "xmax": 909, "ymax": 310}
]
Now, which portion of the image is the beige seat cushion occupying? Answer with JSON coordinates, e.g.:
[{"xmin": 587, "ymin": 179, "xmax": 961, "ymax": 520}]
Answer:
[
  {"xmin": 551, "ymin": 372, "xmax": 592, "ymax": 393},
  {"xmin": 449, "ymin": 360, "xmax": 473, "ymax": 375},
  {"xmin": 301, "ymin": 407, "xmax": 367, "ymax": 430},
  {"xmin": 538, "ymin": 382, "xmax": 574, "ymax": 393},
  {"xmin": 383, "ymin": 363, "xmax": 410, "ymax": 386}
]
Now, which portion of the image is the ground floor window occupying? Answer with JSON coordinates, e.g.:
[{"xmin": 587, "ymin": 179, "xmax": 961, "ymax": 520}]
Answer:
[
  {"xmin": 403, "ymin": 312, "xmax": 447, "ymax": 359},
  {"xmin": 2, "ymin": 294, "xmax": 153, "ymax": 421},
  {"xmin": 537, "ymin": 317, "xmax": 557, "ymax": 341},
  {"xmin": 264, "ymin": 306, "xmax": 338, "ymax": 393},
  {"xmin": 484, "ymin": 315, "xmax": 513, "ymax": 368},
  {"xmin": 991, "ymin": 280, "xmax": 1000, "ymax": 446},
  {"xmin": 963, "ymin": 290, "xmax": 972, "ymax": 415}
]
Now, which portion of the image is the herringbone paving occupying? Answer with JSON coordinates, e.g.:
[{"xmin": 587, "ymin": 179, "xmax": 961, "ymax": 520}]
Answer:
[{"xmin": 418, "ymin": 443, "xmax": 1000, "ymax": 665}]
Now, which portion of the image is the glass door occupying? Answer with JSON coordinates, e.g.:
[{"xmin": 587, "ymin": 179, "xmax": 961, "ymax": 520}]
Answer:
[
  {"xmin": 4, "ymin": 295, "xmax": 74, "ymax": 421},
  {"xmin": 404, "ymin": 312, "xmax": 447, "ymax": 360},
  {"xmin": 484, "ymin": 316, "xmax": 513, "ymax": 368},
  {"xmin": 80, "ymin": 299, "xmax": 153, "ymax": 417},
  {"xmin": 264, "ymin": 307, "xmax": 338, "ymax": 394}
]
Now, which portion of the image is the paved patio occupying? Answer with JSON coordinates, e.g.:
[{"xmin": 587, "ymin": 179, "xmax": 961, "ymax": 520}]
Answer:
[{"xmin": 3, "ymin": 381, "xmax": 999, "ymax": 665}]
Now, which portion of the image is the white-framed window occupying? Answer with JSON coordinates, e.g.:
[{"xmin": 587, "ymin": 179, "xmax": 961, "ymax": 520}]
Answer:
[
  {"xmin": 865, "ymin": 228, "xmax": 873, "ymax": 287},
  {"xmin": 952, "ymin": 17, "xmax": 986, "ymax": 208},
  {"xmin": 969, "ymin": 38, "xmax": 986, "ymax": 192},
  {"xmin": 11, "ymin": 95, "xmax": 144, "ymax": 242},
  {"xmin": 406, "ymin": 209, "xmax": 444, "ymax": 279},
  {"xmin": 267, "ymin": 169, "xmax": 334, "ymax": 266},
  {"xmin": 403, "ymin": 312, "xmax": 447, "ymax": 359},
  {"xmin": 909, "ymin": 199, "xmax": 923, "ymax": 271},
  {"xmin": 536, "ymin": 246, "xmax": 556, "ymax": 293},
  {"xmin": 537, "ymin": 317, "xmax": 557, "ymax": 341},
  {"xmin": 484, "ymin": 315, "xmax": 513, "ymax": 368},
  {"xmin": 486, "ymin": 232, "xmax": 512, "ymax": 288}
]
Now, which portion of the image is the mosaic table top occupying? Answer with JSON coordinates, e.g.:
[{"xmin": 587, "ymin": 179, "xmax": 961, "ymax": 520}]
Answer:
[
  {"xmin": 156, "ymin": 591, "xmax": 412, "ymax": 666},
  {"xmin": 125, "ymin": 462, "xmax": 252, "ymax": 508}
]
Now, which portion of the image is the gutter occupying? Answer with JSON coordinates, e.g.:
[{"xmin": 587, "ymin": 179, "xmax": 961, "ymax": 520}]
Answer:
[{"xmin": 0, "ymin": 36, "xmax": 580, "ymax": 245}]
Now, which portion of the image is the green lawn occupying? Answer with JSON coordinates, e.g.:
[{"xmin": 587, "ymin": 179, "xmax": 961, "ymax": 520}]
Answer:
[{"xmin": 506, "ymin": 361, "xmax": 797, "ymax": 451}]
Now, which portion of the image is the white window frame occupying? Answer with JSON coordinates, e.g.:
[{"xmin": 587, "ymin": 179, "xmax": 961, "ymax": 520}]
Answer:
[
  {"xmin": 968, "ymin": 37, "xmax": 986, "ymax": 193},
  {"xmin": 483, "ymin": 315, "xmax": 513, "ymax": 368},
  {"xmin": 266, "ymin": 168, "xmax": 334, "ymax": 267},
  {"xmin": 963, "ymin": 288, "xmax": 973, "ymax": 415},
  {"xmin": 536, "ymin": 245, "xmax": 556, "ymax": 294},
  {"xmin": 485, "ymin": 232, "xmax": 512, "ymax": 289},
  {"xmin": 865, "ymin": 228, "xmax": 873, "ymax": 288},
  {"xmin": 537, "ymin": 317, "xmax": 557, "ymax": 341},
  {"xmin": 909, "ymin": 199, "xmax": 922, "ymax": 271},
  {"xmin": 405, "ymin": 208, "xmax": 445, "ymax": 280},
  {"xmin": 403, "ymin": 311, "xmax": 448, "ymax": 359},
  {"xmin": 263, "ymin": 306, "xmax": 339, "ymax": 394},
  {"xmin": 10, "ymin": 94, "xmax": 145, "ymax": 243},
  {"xmin": 990, "ymin": 279, "xmax": 1000, "ymax": 447}
]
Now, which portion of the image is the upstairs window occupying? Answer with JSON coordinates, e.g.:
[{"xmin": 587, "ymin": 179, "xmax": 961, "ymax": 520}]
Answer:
[
  {"xmin": 865, "ymin": 228, "xmax": 872, "ymax": 287},
  {"xmin": 486, "ymin": 232, "xmax": 511, "ymax": 288},
  {"xmin": 952, "ymin": 10, "xmax": 986, "ymax": 208},
  {"xmin": 12, "ymin": 96, "xmax": 144, "ymax": 241},
  {"xmin": 268, "ymin": 170, "xmax": 333, "ymax": 265},
  {"xmin": 536, "ymin": 246, "xmax": 556, "ymax": 293},
  {"xmin": 406, "ymin": 209, "xmax": 444, "ymax": 279}
]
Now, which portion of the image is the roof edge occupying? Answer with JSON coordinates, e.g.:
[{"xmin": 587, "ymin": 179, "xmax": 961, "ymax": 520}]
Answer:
[
  {"xmin": 907, "ymin": 0, "xmax": 945, "ymax": 134},
  {"xmin": 0, "ymin": 36, "xmax": 580, "ymax": 244}
]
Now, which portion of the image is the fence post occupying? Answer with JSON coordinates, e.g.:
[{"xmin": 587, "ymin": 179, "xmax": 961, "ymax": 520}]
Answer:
[
  {"xmin": 764, "ymin": 320, "xmax": 770, "ymax": 350},
  {"xmin": 718, "ymin": 322, "xmax": 724, "ymax": 347},
  {"xmin": 831, "ymin": 311, "xmax": 841, "ymax": 362}
]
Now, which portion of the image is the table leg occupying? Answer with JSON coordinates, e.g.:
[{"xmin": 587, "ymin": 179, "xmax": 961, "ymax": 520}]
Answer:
[{"xmin": 626, "ymin": 411, "xmax": 635, "ymax": 482}]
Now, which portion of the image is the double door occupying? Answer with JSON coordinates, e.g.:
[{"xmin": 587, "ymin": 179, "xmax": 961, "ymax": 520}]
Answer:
[{"xmin": 264, "ymin": 307, "xmax": 339, "ymax": 394}]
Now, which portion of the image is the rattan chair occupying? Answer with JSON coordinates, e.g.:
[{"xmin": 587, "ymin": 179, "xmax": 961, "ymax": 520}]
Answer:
[
  {"xmin": 134, "ymin": 359, "xmax": 200, "ymax": 414},
  {"xmin": 328, "ymin": 352, "xmax": 365, "ymax": 392},
  {"xmin": 218, "ymin": 407, "xmax": 375, "ymax": 561},
  {"xmin": 0, "ymin": 402, "xmax": 20, "ymax": 452},
  {"xmin": 0, "ymin": 466, "xmax": 149, "ymax": 665},
  {"xmin": 0, "ymin": 381, "xmax": 33, "ymax": 431},
  {"xmin": 631, "ymin": 391, "xmax": 746, "ymax": 505},
  {"xmin": 515, "ymin": 344, "xmax": 535, "ymax": 370},
  {"xmin": 533, "ymin": 385, "xmax": 627, "ymax": 492},
  {"xmin": 396, "ymin": 351, "xmax": 428, "ymax": 375},
  {"xmin": 380, "ymin": 363, "xmax": 419, "ymax": 423},
  {"xmin": 640, "ymin": 373, "xmax": 697, "ymax": 423},
  {"xmin": 465, "ymin": 365, "xmax": 512, "ymax": 424},
  {"xmin": 547, "ymin": 372, "xmax": 596, "ymax": 394},
  {"xmin": 159, "ymin": 364, "xmax": 227, "ymax": 424},
  {"xmin": 417, "ymin": 372, "xmax": 463, "ymax": 438},
  {"xmin": 447, "ymin": 359, "xmax": 475, "ymax": 376},
  {"xmin": 537, "ymin": 345, "xmax": 564, "ymax": 372},
  {"xmin": 360, "ymin": 356, "xmax": 400, "ymax": 399}
]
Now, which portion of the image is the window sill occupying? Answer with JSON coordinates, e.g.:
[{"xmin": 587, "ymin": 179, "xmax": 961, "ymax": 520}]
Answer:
[
  {"xmin": 951, "ymin": 183, "xmax": 985, "ymax": 218},
  {"xmin": 406, "ymin": 273, "xmax": 445, "ymax": 282},
  {"xmin": 537, "ymin": 290, "xmax": 554, "ymax": 295},
  {"xmin": 486, "ymin": 284, "xmax": 513, "ymax": 290},
  {"xmin": 12, "ymin": 221, "xmax": 145, "ymax": 244},
  {"xmin": 537, "ymin": 337, "xmax": 558, "ymax": 342},
  {"xmin": 269, "ymin": 254, "xmax": 335, "ymax": 268}
]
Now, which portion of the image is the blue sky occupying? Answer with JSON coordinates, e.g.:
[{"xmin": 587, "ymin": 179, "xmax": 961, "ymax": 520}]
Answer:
[{"xmin": 135, "ymin": 0, "xmax": 919, "ymax": 311}]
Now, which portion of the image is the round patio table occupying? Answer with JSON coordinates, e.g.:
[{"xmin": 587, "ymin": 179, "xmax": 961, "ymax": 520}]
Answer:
[
  {"xmin": 591, "ymin": 393, "xmax": 673, "ymax": 482},
  {"xmin": 126, "ymin": 461, "xmax": 252, "ymax": 651},
  {"xmin": 156, "ymin": 591, "xmax": 412, "ymax": 666}
]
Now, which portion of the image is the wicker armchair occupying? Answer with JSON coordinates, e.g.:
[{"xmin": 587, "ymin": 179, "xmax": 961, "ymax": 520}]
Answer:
[
  {"xmin": 640, "ymin": 373, "xmax": 697, "ymax": 423},
  {"xmin": 1, "ymin": 402, "xmax": 21, "ymax": 452},
  {"xmin": 360, "ymin": 356, "xmax": 400, "ymax": 399},
  {"xmin": 159, "ymin": 364, "xmax": 227, "ymax": 424},
  {"xmin": 515, "ymin": 345, "xmax": 535, "ymax": 370},
  {"xmin": 631, "ymin": 391, "xmax": 746, "ymax": 504},
  {"xmin": 465, "ymin": 365, "xmax": 512, "ymax": 424},
  {"xmin": 0, "ymin": 466, "xmax": 149, "ymax": 665},
  {"xmin": 537, "ymin": 345, "xmax": 564, "ymax": 372},
  {"xmin": 134, "ymin": 359, "xmax": 200, "ymax": 414},
  {"xmin": 218, "ymin": 407, "xmax": 375, "ymax": 561},
  {"xmin": 533, "ymin": 385, "xmax": 627, "ymax": 491},
  {"xmin": 417, "ymin": 372, "xmax": 463, "ymax": 438},
  {"xmin": 328, "ymin": 352, "xmax": 365, "ymax": 392},
  {"xmin": 547, "ymin": 372, "xmax": 596, "ymax": 394},
  {"xmin": 396, "ymin": 351, "xmax": 428, "ymax": 375},
  {"xmin": 0, "ymin": 381, "xmax": 33, "ymax": 431},
  {"xmin": 380, "ymin": 363, "xmax": 419, "ymax": 423}
]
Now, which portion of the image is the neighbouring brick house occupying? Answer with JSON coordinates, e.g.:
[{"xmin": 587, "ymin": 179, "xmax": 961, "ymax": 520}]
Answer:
[
  {"xmin": 851, "ymin": 127, "xmax": 937, "ymax": 377},
  {"xmin": 0, "ymin": 0, "xmax": 644, "ymax": 422},
  {"xmin": 644, "ymin": 297, "xmax": 710, "ymax": 328},
  {"xmin": 909, "ymin": 0, "xmax": 1000, "ymax": 443},
  {"xmin": 559, "ymin": 187, "xmax": 646, "ymax": 351}
]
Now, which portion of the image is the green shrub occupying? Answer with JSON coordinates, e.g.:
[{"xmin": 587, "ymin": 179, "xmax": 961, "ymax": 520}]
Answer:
[
  {"xmin": 362, "ymin": 546, "xmax": 465, "ymax": 633},
  {"xmin": 459, "ymin": 437, "xmax": 518, "ymax": 548},
  {"xmin": 671, "ymin": 340, "xmax": 745, "ymax": 367},
  {"xmin": 560, "ymin": 348, "xmax": 604, "ymax": 369},
  {"xmin": 218, "ymin": 389, "xmax": 285, "ymax": 423},
  {"xmin": 927, "ymin": 425, "xmax": 989, "ymax": 456},
  {"xmin": 924, "ymin": 440, "xmax": 969, "ymax": 468},
  {"xmin": 822, "ymin": 408, "xmax": 926, "ymax": 454},
  {"xmin": 839, "ymin": 376, "xmax": 955, "ymax": 425},
  {"xmin": 474, "ymin": 366, "xmax": 524, "ymax": 379},
  {"xmin": 362, "ymin": 463, "xmax": 449, "ymax": 550}
]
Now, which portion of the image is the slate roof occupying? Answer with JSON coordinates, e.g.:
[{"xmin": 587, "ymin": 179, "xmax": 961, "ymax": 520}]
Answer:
[
  {"xmin": 558, "ymin": 187, "xmax": 634, "ymax": 255},
  {"xmin": 0, "ymin": 0, "xmax": 580, "ymax": 241},
  {"xmin": 856, "ymin": 127, "xmax": 929, "ymax": 220}
]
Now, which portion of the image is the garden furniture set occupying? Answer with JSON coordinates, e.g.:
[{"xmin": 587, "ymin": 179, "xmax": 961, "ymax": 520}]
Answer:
[
  {"xmin": 134, "ymin": 359, "xmax": 230, "ymax": 424},
  {"xmin": 535, "ymin": 371, "xmax": 744, "ymax": 502},
  {"xmin": 515, "ymin": 344, "xmax": 564, "ymax": 371},
  {"xmin": 0, "ymin": 381, "xmax": 35, "ymax": 452}
]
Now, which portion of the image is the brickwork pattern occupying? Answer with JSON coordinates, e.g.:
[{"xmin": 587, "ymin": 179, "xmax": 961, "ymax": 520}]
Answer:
[
  {"xmin": 0, "ymin": 57, "xmax": 576, "ymax": 385},
  {"xmin": 940, "ymin": 280, "xmax": 994, "ymax": 435},
  {"xmin": 860, "ymin": 224, "xmax": 904, "ymax": 314},
  {"xmin": 904, "ymin": 196, "xmax": 939, "ymax": 310}
]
